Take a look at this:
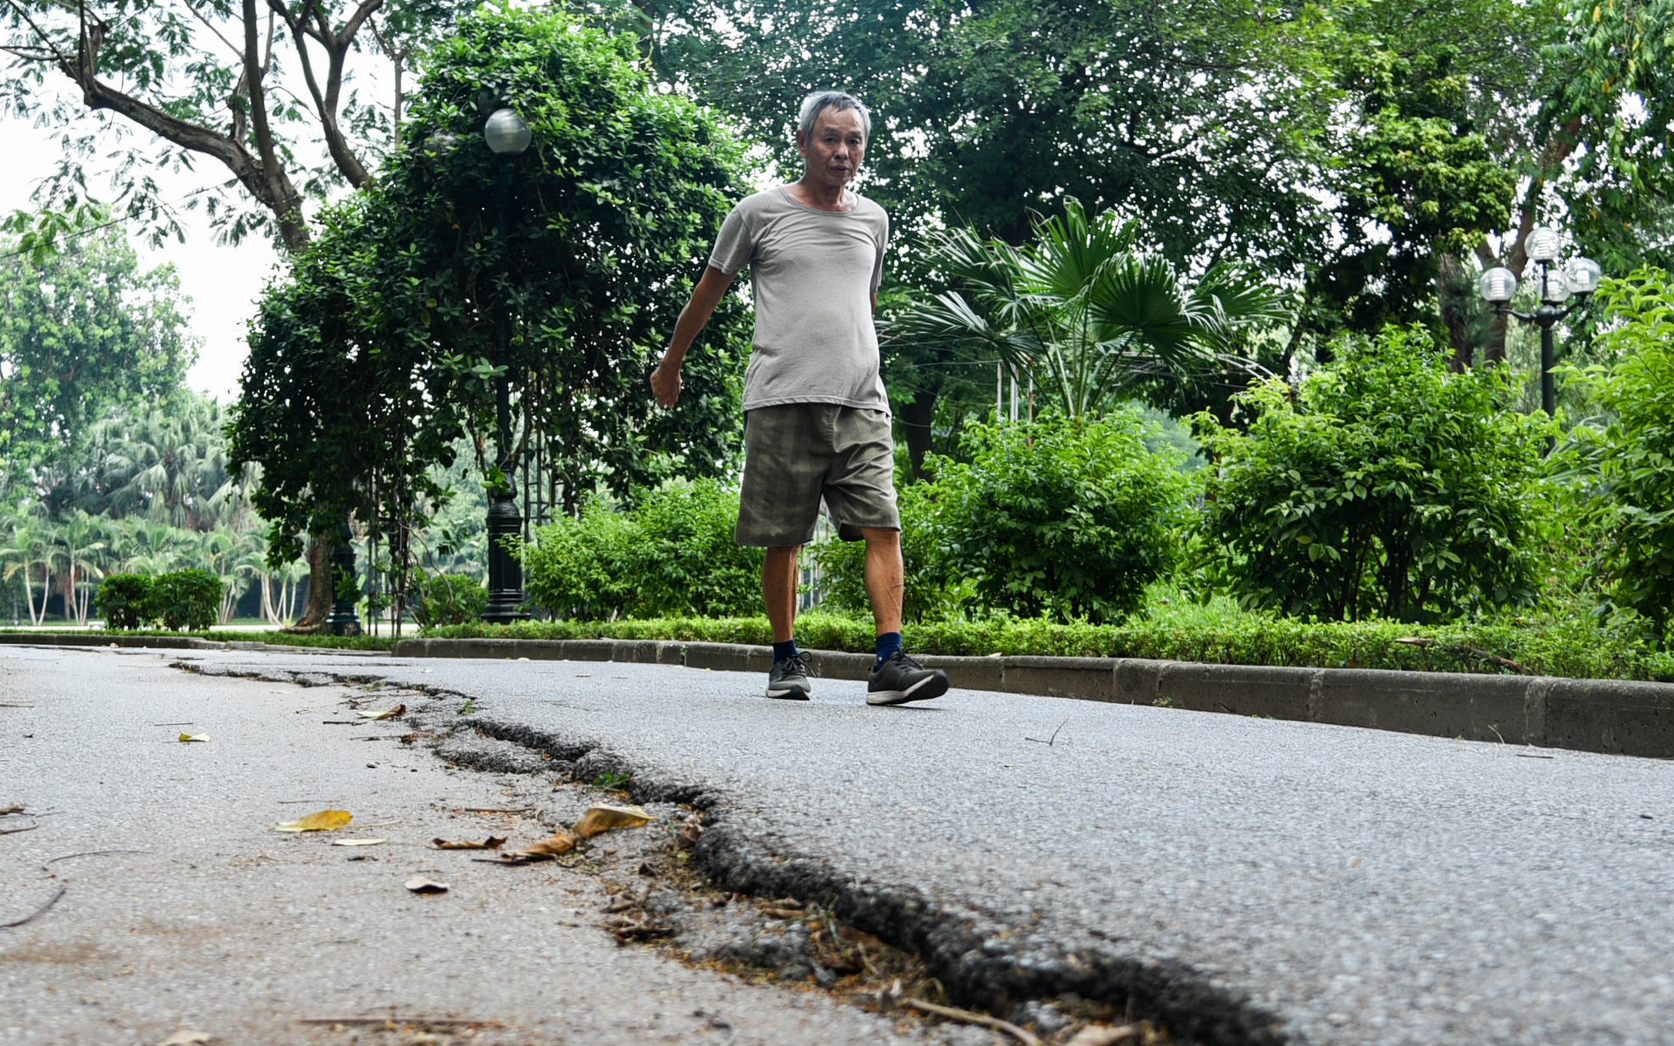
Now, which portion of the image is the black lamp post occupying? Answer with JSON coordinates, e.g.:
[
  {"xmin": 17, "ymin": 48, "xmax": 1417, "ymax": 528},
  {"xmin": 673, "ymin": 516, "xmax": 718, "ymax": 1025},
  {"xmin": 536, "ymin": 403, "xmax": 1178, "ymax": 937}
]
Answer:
[
  {"xmin": 482, "ymin": 107, "xmax": 532, "ymax": 624},
  {"xmin": 1478, "ymin": 227, "xmax": 1604, "ymax": 419},
  {"xmin": 323, "ymin": 518, "xmax": 361, "ymax": 635}
]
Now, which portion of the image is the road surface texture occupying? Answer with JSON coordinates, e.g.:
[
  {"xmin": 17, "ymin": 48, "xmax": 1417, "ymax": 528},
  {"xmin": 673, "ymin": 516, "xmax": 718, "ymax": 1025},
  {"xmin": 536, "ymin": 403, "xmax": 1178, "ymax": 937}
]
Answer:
[
  {"xmin": 0, "ymin": 645, "xmax": 949, "ymax": 1046},
  {"xmin": 9, "ymin": 643, "xmax": 1674, "ymax": 1045}
]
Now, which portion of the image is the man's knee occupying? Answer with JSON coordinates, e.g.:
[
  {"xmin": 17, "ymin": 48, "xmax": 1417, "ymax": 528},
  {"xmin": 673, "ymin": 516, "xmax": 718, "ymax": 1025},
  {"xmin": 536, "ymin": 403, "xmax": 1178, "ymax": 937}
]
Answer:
[{"xmin": 859, "ymin": 527, "xmax": 900, "ymax": 547}]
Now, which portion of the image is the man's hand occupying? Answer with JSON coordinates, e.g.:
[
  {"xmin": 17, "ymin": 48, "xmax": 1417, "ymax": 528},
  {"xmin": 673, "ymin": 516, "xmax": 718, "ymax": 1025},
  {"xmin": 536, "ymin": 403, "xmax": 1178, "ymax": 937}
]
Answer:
[{"xmin": 650, "ymin": 362, "xmax": 683, "ymax": 407}]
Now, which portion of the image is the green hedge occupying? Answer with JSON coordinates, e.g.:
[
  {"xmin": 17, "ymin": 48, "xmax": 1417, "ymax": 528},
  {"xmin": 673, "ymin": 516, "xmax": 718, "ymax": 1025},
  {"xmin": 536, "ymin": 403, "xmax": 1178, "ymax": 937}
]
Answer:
[{"xmin": 420, "ymin": 611, "xmax": 1674, "ymax": 682}]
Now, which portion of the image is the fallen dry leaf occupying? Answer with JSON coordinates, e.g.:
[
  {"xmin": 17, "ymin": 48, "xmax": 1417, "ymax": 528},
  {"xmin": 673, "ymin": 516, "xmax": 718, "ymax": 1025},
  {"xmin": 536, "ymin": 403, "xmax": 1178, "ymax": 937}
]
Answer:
[
  {"xmin": 432, "ymin": 836, "xmax": 508, "ymax": 850},
  {"xmin": 177, "ymin": 734, "xmax": 211, "ymax": 743},
  {"xmin": 155, "ymin": 1031, "xmax": 214, "ymax": 1046},
  {"xmin": 330, "ymin": 838, "xmax": 388, "ymax": 847},
  {"xmin": 0, "ymin": 805, "xmax": 23, "ymax": 815},
  {"xmin": 572, "ymin": 803, "xmax": 652, "ymax": 839},
  {"xmin": 273, "ymin": 809, "xmax": 353, "ymax": 832},
  {"xmin": 356, "ymin": 705, "xmax": 406, "ymax": 721},
  {"xmin": 404, "ymin": 876, "xmax": 449, "ymax": 893},
  {"xmin": 494, "ymin": 830, "xmax": 580, "ymax": 862},
  {"xmin": 1065, "ymin": 1026, "xmax": 1139, "ymax": 1046}
]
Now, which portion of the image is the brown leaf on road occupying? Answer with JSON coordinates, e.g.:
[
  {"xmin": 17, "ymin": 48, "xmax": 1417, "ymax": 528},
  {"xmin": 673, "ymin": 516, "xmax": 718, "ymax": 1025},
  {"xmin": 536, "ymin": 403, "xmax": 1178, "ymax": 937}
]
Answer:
[
  {"xmin": 404, "ymin": 876, "xmax": 449, "ymax": 893},
  {"xmin": 356, "ymin": 705, "xmax": 406, "ymax": 721},
  {"xmin": 432, "ymin": 836, "xmax": 509, "ymax": 850},
  {"xmin": 1065, "ymin": 1026, "xmax": 1140, "ymax": 1046},
  {"xmin": 273, "ymin": 810, "xmax": 353, "ymax": 832},
  {"xmin": 515, "ymin": 830, "xmax": 580, "ymax": 858},
  {"xmin": 0, "ymin": 805, "xmax": 23, "ymax": 815},
  {"xmin": 572, "ymin": 803, "xmax": 652, "ymax": 839},
  {"xmin": 155, "ymin": 1031, "xmax": 214, "ymax": 1046}
]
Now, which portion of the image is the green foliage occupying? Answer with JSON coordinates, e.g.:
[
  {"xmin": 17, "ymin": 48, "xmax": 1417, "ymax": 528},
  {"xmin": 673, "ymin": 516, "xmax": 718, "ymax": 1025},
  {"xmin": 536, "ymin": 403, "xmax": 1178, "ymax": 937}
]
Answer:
[
  {"xmin": 411, "ymin": 572, "xmax": 488, "ymax": 627},
  {"xmin": 894, "ymin": 201, "xmax": 1288, "ymax": 421},
  {"xmin": 810, "ymin": 482, "xmax": 970, "ymax": 623},
  {"xmin": 1577, "ymin": 271, "xmax": 1674, "ymax": 638},
  {"xmin": 520, "ymin": 480, "xmax": 764, "ymax": 620},
  {"xmin": 0, "ymin": 223, "xmax": 195, "ymax": 487},
  {"xmin": 96, "ymin": 573, "xmax": 154, "ymax": 630},
  {"xmin": 934, "ymin": 411, "xmax": 1194, "ymax": 623},
  {"xmin": 230, "ymin": 5, "xmax": 751, "ymax": 568},
  {"xmin": 148, "ymin": 569, "xmax": 223, "ymax": 632},
  {"xmin": 1196, "ymin": 326, "xmax": 1555, "ymax": 621}
]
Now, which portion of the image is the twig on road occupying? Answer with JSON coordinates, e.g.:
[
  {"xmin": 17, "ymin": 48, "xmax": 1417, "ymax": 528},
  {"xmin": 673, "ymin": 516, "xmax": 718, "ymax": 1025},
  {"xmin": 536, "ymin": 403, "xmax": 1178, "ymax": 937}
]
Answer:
[
  {"xmin": 0, "ymin": 818, "xmax": 39, "ymax": 835},
  {"xmin": 1, "ymin": 885, "xmax": 66, "ymax": 928},
  {"xmin": 0, "ymin": 702, "xmax": 36, "ymax": 708},
  {"xmin": 903, "ymin": 999, "xmax": 1042, "ymax": 1046},
  {"xmin": 1025, "ymin": 717, "xmax": 1070, "ymax": 746},
  {"xmin": 298, "ymin": 1017, "xmax": 505, "ymax": 1029},
  {"xmin": 43, "ymin": 848, "xmax": 149, "ymax": 868}
]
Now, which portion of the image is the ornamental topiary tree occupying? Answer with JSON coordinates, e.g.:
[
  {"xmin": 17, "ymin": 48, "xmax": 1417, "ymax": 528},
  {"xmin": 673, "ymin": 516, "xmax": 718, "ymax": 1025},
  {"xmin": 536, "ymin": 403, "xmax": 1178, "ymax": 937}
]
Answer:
[
  {"xmin": 97, "ymin": 573, "xmax": 154, "ymax": 630},
  {"xmin": 150, "ymin": 569, "xmax": 223, "ymax": 632},
  {"xmin": 1195, "ymin": 325, "xmax": 1555, "ymax": 622},
  {"xmin": 230, "ymin": 6, "xmax": 751, "ymax": 579}
]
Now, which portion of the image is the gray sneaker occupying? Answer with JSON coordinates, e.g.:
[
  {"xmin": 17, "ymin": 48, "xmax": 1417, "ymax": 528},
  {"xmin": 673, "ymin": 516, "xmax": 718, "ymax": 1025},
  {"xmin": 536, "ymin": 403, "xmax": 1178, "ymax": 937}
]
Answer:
[
  {"xmin": 866, "ymin": 650, "xmax": 948, "ymax": 706},
  {"xmin": 766, "ymin": 653, "xmax": 812, "ymax": 700}
]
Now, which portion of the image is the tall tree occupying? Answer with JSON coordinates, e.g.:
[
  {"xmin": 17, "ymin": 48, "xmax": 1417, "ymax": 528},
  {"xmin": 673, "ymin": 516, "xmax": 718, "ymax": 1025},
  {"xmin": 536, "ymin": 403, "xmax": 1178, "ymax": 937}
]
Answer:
[
  {"xmin": 230, "ymin": 6, "xmax": 752, "ymax": 575},
  {"xmin": 0, "ymin": 223, "xmax": 194, "ymax": 494}
]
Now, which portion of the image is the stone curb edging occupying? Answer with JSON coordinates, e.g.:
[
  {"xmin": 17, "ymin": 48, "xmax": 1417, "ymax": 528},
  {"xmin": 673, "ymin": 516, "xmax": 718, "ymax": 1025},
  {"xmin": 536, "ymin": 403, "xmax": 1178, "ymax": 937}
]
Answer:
[
  {"xmin": 9, "ymin": 631, "xmax": 1673, "ymax": 759},
  {"xmin": 388, "ymin": 636, "xmax": 1674, "ymax": 760}
]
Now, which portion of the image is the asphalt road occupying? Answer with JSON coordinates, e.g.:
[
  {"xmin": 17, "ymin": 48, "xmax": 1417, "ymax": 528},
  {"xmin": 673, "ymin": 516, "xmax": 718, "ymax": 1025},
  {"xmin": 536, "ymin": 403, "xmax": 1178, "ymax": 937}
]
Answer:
[
  {"xmin": 10, "ymin": 643, "xmax": 1674, "ymax": 1045},
  {"xmin": 0, "ymin": 645, "xmax": 936, "ymax": 1046}
]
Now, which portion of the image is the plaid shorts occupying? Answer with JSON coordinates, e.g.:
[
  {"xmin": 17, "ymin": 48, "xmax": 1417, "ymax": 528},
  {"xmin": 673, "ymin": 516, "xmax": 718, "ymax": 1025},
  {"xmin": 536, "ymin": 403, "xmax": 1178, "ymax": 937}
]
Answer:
[{"xmin": 736, "ymin": 403, "xmax": 900, "ymax": 547}]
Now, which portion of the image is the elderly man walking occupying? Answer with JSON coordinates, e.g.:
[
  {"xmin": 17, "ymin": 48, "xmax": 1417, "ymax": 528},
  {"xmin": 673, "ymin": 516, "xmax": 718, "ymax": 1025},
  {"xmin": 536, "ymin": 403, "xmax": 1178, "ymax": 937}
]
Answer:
[{"xmin": 650, "ymin": 90, "xmax": 949, "ymax": 707}]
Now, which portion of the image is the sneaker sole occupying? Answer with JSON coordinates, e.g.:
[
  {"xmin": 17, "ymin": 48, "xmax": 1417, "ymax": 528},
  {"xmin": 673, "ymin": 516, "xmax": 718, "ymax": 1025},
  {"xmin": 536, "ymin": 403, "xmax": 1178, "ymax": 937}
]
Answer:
[
  {"xmin": 866, "ymin": 674, "xmax": 949, "ymax": 706},
  {"xmin": 766, "ymin": 687, "xmax": 811, "ymax": 701}
]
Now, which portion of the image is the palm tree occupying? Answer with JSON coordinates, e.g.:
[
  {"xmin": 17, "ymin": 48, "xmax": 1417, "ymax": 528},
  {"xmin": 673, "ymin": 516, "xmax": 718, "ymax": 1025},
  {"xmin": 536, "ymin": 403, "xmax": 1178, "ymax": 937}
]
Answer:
[
  {"xmin": 0, "ymin": 511, "xmax": 54, "ymax": 626},
  {"xmin": 895, "ymin": 199, "xmax": 1289, "ymax": 420},
  {"xmin": 53, "ymin": 509, "xmax": 107, "ymax": 625}
]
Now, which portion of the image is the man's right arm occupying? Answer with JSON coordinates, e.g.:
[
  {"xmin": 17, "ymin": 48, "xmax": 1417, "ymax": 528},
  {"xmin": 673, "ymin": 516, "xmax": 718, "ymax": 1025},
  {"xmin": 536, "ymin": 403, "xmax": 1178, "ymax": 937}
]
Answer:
[{"xmin": 651, "ymin": 264, "xmax": 738, "ymax": 407}]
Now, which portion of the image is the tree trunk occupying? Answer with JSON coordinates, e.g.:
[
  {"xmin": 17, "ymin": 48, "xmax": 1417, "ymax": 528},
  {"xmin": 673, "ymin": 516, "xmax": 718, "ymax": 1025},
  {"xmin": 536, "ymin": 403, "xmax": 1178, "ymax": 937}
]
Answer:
[
  {"xmin": 1437, "ymin": 253, "xmax": 1475, "ymax": 371},
  {"xmin": 294, "ymin": 539, "xmax": 331, "ymax": 630},
  {"xmin": 898, "ymin": 392, "xmax": 938, "ymax": 482}
]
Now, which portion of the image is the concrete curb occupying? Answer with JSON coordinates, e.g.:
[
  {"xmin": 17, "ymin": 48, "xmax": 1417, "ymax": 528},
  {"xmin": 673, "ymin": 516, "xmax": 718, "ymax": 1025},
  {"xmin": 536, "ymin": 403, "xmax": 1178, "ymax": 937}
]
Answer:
[{"xmin": 390, "ymin": 637, "xmax": 1674, "ymax": 760}]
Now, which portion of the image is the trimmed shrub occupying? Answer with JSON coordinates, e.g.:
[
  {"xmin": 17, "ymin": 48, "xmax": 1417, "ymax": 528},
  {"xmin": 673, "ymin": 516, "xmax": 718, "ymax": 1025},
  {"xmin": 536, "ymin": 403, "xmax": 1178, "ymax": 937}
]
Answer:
[
  {"xmin": 810, "ymin": 481, "xmax": 973, "ymax": 622},
  {"xmin": 150, "ymin": 569, "xmax": 223, "ymax": 631},
  {"xmin": 1581, "ymin": 271, "xmax": 1674, "ymax": 640},
  {"xmin": 932, "ymin": 410, "xmax": 1194, "ymax": 623},
  {"xmin": 1195, "ymin": 326, "xmax": 1555, "ymax": 622},
  {"xmin": 519, "ymin": 479, "xmax": 763, "ymax": 620},
  {"xmin": 411, "ymin": 572, "xmax": 488, "ymax": 627},
  {"xmin": 98, "ymin": 573, "xmax": 155, "ymax": 630}
]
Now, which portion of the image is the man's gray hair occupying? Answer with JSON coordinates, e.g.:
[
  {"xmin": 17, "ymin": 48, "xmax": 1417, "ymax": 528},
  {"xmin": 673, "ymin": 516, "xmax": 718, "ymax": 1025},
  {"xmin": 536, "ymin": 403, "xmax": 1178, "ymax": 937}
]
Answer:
[{"xmin": 798, "ymin": 90, "xmax": 871, "ymax": 142}]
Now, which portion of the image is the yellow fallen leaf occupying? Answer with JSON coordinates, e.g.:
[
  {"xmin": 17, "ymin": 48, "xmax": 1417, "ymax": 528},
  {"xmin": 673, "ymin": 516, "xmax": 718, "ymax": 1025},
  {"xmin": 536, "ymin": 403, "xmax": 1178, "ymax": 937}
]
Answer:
[
  {"xmin": 156, "ymin": 1031, "xmax": 213, "ymax": 1046},
  {"xmin": 356, "ymin": 704, "xmax": 406, "ymax": 720},
  {"xmin": 405, "ymin": 875, "xmax": 449, "ymax": 893},
  {"xmin": 507, "ymin": 830, "xmax": 579, "ymax": 860},
  {"xmin": 178, "ymin": 734, "xmax": 211, "ymax": 743},
  {"xmin": 273, "ymin": 809, "xmax": 353, "ymax": 832},
  {"xmin": 572, "ymin": 803, "xmax": 652, "ymax": 839},
  {"xmin": 432, "ymin": 836, "xmax": 508, "ymax": 850},
  {"xmin": 330, "ymin": 838, "xmax": 388, "ymax": 847}
]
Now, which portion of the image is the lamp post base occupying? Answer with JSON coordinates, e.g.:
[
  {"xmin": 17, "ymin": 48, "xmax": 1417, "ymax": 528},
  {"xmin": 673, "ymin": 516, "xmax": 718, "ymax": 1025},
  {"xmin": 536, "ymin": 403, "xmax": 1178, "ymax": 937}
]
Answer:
[
  {"xmin": 484, "ymin": 488, "xmax": 528, "ymax": 624},
  {"xmin": 324, "ymin": 525, "xmax": 362, "ymax": 637}
]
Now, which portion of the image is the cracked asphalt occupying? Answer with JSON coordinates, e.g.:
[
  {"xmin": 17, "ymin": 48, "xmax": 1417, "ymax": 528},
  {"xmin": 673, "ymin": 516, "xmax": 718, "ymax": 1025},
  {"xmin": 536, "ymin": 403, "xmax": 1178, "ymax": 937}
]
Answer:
[{"xmin": 8, "ymin": 642, "xmax": 1674, "ymax": 1045}]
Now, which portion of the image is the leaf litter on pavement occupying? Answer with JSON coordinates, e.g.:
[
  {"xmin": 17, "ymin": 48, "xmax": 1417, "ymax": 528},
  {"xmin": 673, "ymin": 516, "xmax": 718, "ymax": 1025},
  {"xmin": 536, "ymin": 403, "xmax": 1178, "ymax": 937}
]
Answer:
[{"xmin": 273, "ymin": 809, "xmax": 352, "ymax": 832}]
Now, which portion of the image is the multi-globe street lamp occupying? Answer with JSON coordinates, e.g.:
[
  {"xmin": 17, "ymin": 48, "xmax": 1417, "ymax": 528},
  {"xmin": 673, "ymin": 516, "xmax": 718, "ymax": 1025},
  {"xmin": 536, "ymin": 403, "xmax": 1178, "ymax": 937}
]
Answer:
[
  {"xmin": 481, "ymin": 107, "xmax": 532, "ymax": 624},
  {"xmin": 1477, "ymin": 227, "xmax": 1604, "ymax": 419}
]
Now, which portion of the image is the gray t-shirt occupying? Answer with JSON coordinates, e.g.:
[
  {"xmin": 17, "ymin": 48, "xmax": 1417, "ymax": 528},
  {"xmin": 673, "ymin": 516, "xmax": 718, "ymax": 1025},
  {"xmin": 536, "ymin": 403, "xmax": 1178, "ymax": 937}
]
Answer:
[{"xmin": 708, "ymin": 186, "xmax": 890, "ymax": 413}]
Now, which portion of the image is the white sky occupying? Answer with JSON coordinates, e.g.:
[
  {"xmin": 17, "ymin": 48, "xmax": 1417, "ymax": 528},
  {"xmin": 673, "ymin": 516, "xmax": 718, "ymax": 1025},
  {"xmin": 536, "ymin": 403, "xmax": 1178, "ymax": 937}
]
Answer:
[{"xmin": 1, "ymin": 116, "xmax": 281, "ymax": 403}]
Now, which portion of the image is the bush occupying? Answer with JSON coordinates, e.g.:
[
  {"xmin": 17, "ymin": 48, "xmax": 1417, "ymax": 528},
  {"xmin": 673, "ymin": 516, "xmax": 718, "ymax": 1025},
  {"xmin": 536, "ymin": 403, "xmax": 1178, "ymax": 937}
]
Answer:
[
  {"xmin": 810, "ymin": 481, "xmax": 974, "ymax": 622},
  {"xmin": 520, "ymin": 480, "xmax": 763, "ymax": 620},
  {"xmin": 149, "ymin": 569, "xmax": 223, "ymax": 631},
  {"xmin": 930, "ymin": 410, "xmax": 1194, "ymax": 623},
  {"xmin": 98, "ymin": 573, "xmax": 155, "ymax": 630},
  {"xmin": 1195, "ymin": 326, "xmax": 1555, "ymax": 622},
  {"xmin": 1581, "ymin": 271, "xmax": 1674, "ymax": 641},
  {"xmin": 411, "ymin": 572, "xmax": 488, "ymax": 627}
]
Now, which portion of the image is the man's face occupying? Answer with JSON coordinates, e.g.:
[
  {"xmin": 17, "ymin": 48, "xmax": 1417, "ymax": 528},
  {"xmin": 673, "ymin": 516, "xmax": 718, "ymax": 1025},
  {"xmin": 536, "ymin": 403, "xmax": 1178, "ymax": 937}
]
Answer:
[{"xmin": 797, "ymin": 107, "xmax": 867, "ymax": 190}]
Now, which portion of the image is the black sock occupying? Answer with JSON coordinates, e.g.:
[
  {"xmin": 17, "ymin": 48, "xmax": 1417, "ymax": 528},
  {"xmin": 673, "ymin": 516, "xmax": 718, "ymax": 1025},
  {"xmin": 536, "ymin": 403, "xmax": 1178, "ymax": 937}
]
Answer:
[
  {"xmin": 874, "ymin": 632, "xmax": 903, "ymax": 666},
  {"xmin": 773, "ymin": 639, "xmax": 799, "ymax": 662}
]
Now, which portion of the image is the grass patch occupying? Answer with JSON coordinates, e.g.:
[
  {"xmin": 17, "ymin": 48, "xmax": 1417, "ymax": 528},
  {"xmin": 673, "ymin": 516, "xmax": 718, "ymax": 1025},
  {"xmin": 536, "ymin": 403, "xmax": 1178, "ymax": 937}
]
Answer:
[
  {"xmin": 421, "ymin": 597, "xmax": 1673, "ymax": 683},
  {"xmin": 0, "ymin": 627, "xmax": 398, "ymax": 652}
]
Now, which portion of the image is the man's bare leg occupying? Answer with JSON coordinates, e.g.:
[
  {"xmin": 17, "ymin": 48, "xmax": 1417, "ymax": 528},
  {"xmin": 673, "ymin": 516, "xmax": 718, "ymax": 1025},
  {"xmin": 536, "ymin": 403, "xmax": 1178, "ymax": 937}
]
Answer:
[
  {"xmin": 861, "ymin": 527, "xmax": 904, "ymax": 637},
  {"xmin": 763, "ymin": 545, "xmax": 802, "ymax": 643}
]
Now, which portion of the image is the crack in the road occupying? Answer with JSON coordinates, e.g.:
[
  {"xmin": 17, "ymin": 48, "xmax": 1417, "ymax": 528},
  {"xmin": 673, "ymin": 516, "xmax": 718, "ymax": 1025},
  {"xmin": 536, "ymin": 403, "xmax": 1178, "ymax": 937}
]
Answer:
[{"xmin": 176, "ymin": 658, "xmax": 1278, "ymax": 1046}]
